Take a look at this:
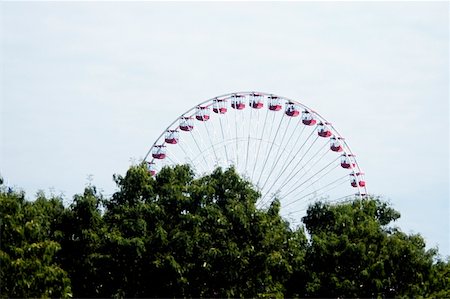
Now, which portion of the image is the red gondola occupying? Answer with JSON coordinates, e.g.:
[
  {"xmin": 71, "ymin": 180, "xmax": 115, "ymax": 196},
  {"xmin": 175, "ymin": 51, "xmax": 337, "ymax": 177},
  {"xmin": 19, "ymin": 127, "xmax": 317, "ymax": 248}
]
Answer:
[
  {"xmin": 341, "ymin": 154, "xmax": 356, "ymax": 169},
  {"xmin": 231, "ymin": 95, "xmax": 245, "ymax": 110},
  {"xmin": 302, "ymin": 110, "xmax": 317, "ymax": 125},
  {"xmin": 268, "ymin": 96, "xmax": 282, "ymax": 111},
  {"xmin": 196, "ymin": 106, "xmax": 210, "ymax": 121},
  {"xmin": 350, "ymin": 172, "xmax": 366, "ymax": 188},
  {"xmin": 146, "ymin": 162, "xmax": 156, "ymax": 176},
  {"xmin": 359, "ymin": 175, "xmax": 366, "ymax": 187},
  {"xmin": 165, "ymin": 130, "xmax": 179, "ymax": 144},
  {"xmin": 330, "ymin": 136, "xmax": 343, "ymax": 152},
  {"xmin": 285, "ymin": 102, "xmax": 300, "ymax": 117},
  {"xmin": 250, "ymin": 93, "xmax": 264, "ymax": 109},
  {"xmin": 152, "ymin": 145, "xmax": 166, "ymax": 159},
  {"xmin": 317, "ymin": 122, "xmax": 332, "ymax": 138},
  {"xmin": 179, "ymin": 117, "xmax": 194, "ymax": 131},
  {"xmin": 213, "ymin": 99, "xmax": 227, "ymax": 114}
]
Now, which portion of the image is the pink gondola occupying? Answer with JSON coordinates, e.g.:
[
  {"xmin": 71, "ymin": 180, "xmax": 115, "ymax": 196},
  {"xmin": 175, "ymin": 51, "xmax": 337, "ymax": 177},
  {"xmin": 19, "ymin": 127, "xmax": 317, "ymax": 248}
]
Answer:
[
  {"xmin": 302, "ymin": 110, "xmax": 317, "ymax": 126},
  {"xmin": 268, "ymin": 96, "xmax": 282, "ymax": 111},
  {"xmin": 250, "ymin": 93, "xmax": 264, "ymax": 109},
  {"xmin": 285, "ymin": 102, "xmax": 300, "ymax": 117},
  {"xmin": 231, "ymin": 95, "xmax": 245, "ymax": 110},
  {"xmin": 179, "ymin": 117, "xmax": 194, "ymax": 131},
  {"xmin": 196, "ymin": 106, "xmax": 210, "ymax": 121},
  {"xmin": 152, "ymin": 145, "xmax": 166, "ymax": 159},
  {"xmin": 146, "ymin": 162, "xmax": 156, "ymax": 176},
  {"xmin": 213, "ymin": 99, "xmax": 227, "ymax": 114},
  {"xmin": 330, "ymin": 136, "xmax": 343, "ymax": 152},
  {"xmin": 350, "ymin": 172, "xmax": 366, "ymax": 188},
  {"xmin": 317, "ymin": 122, "xmax": 332, "ymax": 138},
  {"xmin": 341, "ymin": 154, "xmax": 356, "ymax": 169},
  {"xmin": 165, "ymin": 130, "xmax": 179, "ymax": 144}
]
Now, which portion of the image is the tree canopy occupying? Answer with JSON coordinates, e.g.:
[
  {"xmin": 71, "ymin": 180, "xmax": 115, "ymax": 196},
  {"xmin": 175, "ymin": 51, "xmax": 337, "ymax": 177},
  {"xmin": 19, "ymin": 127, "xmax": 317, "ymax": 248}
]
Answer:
[{"xmin": 0, "ymin": 165, "xmax": 448, "ymax": 298}]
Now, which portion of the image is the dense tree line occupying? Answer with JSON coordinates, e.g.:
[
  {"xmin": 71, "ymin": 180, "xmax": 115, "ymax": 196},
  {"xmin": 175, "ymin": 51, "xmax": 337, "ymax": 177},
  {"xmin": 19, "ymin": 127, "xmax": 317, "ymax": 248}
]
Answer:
[{"xmin": 0, "ymin": 166, "xmax": 448, "ymax": 298}]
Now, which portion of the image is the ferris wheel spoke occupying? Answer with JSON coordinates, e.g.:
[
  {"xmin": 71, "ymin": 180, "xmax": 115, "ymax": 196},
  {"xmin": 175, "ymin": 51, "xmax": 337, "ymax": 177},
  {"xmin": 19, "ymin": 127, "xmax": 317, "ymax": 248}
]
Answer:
[
  {"xmin": 325, "ymin": 192, "xmax": 359, "ymax": 205},
  {"xmin": 288, "ymin": 141, "xmax": 331, "ymax": 185},
  {"xmin": 284, "ymin": 182, "xmax": 352, "ymax": 217},
  {"xmin": 224, "ymin": 106, "xmax": 235, "ymax": 166},
  {"xmin": 166, "ymin": 155, "xmax": 179, "ymax": 165},
  {"xmin": 190, "ymin": 137, "xmax": 250, "ymax": 172},
  {"xmin": 197, "ymin": 124, "xmax": 218, "ymax": 169},
  {"xmin": 282, "ymin": 159, "xmax": 340, "ymax": 200},
  {"xmin": 282, "ymin": 155, "xmax": 340, "ymax": 198},
  {"xmin": 221, "ymin": 104, "xmax": 232, "ymax": 165},
  {"xmin": 257, "ymin": 112, "xmax": 284, "ymax": 186},
  {"xmin": 203, "ymin": 121, "xmax": 219, "ymax": 165},
  {"xmin": 259, "ymin": 135, "xmax": 328, "ymax": 207},
  {"xmin": 260, "ymin": 116, "xmax": 293, "ymax": 190},
  {"xmin": 261, "ymin": 124, "xmax": 307, "ymax": 195},
  {"xmin": 282, "ymin": 174, "xmax": 350, "ymax": 210},
  {"xmin": 244, "ymin": 105, "xmax": 254, "ymax": 174},
  {"xmin": 267, "ymin": 117, "xmax": 302, "ymax": 175},
  {"xmin": 296, "ymin": 143, "xmax": 332, "ymax": 178},
  {"xmin": 258, "ymin": 112, "xmax": 277, "ymax": 180},
  {"xmin": 310, "ymin": 177, "xmax": 352, "ymax": 202},
  {"xmin": 189, "ymin": 130, "xmax": 211, "ymax": 171},
  {"xmin": 192, "ymin": 122, "xmax": 209, "ymax": 155},
  {"xmin": 249, "ymin": 107, "xmax": 262, "ymax": 175},
  {"xmin": 251, "ymin": 107, "xmax": 270, "ymax": 182},
  {"xmin": 240, "ymin": 100, "xmax": 248, "ymax": 171},
  {"xmin": 176, "ymin": 140, "xmax": 191, "ymax": 163},
  {"xmin": 233, "ymin": 107, "xmax": 239, "ymax": 169},
  {"xmin": 261, "ymin": 131, "xmax": 312, "ymax": 206},
  {"xmin": 276, "ymin": 133, "xmax": 320, "ymax": 192},
  {"xmin": 180, "ymin": 135, "xmax": 207, "ymax": 173},
  {"xmin": 218, "ymin": 116, "xmax": 230, "ymax": 166},
  {"xmin": 186, "ymin": 141, "xmax": 209, "ymax": 174},
  {"xmin": 178, "ymin": 128, "xmax": 199, "ymax": 159}
]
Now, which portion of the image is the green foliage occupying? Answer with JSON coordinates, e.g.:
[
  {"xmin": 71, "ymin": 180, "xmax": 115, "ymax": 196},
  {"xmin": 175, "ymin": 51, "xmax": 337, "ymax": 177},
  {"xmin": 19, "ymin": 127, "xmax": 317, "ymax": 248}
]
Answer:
[
  {"xmin": 99, "ymin": 165, "xmax": 305, "ymax": 297},
  {"xmin": 1, "ymin": 166, "xmax": 448, "ymax": 298},
  {"xmin": 0, "ymin": 188, "xmax": 72, "ymax": 298},
  {"xmin": 58, "ymin": 186, "xmax": 106, "ymax": 297},
  {"xmin": 298, "ymin": 199, "xmax": 437, "ymax": 298},
  {"xmin": 432, "ymin": 259, "xmax": 450, "ymax": 297}
]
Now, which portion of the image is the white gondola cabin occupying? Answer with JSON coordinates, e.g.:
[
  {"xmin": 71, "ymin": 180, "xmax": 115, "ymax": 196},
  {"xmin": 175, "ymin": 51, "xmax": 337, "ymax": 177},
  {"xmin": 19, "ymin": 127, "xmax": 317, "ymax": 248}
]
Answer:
[
  {"xmin": 146, "ymin": 162, "xmax": 156, "ymax": 176},
  {"xmin": 317, "ymin": 122, "xmax": 332, "ymax": 138},
  {"xmin": 285, "ymin": 102, "xmax": 300, "ymax": 117},
  {"xmin": 213, "ymin": 99, "xmax": 227, "ymax": 114},
  {"xmin": 302, "ymin": 110, "xmax": 317, "ymax": 125},
  {"xmin": 250, "ymin": 93, "xmax": 264, "ymax": 109},
  {"xmin": 152, "ymin": 145, "xmax": 166, "ymax": 159},
  {"xmin": 196, "ymin": 106, "xmax": 210, "ymax": 121},
  {"xmin": 341, "ymin": 154, "xmax": 356, "ymax": 169},
  {"xmin": 268, "ymin": 96, "xmax": 282, "ymax": 111},
  {"xmin": 330, "ymin": 136, "xmax": 343, "ymax": 152},
  {"xmin": 179, "ymin": 117, "xmax": 194, "ymax": 131},
  {"xmin": 165, "ymin": 130, "xmax": 179, "ymax": 144},
  {"xmin": 231, "ymin": 95, "xmax": 245, "ymax": 110},
  {"xmin": 350, "ymin": 172, "xmax": 366, "ymax": 188}
]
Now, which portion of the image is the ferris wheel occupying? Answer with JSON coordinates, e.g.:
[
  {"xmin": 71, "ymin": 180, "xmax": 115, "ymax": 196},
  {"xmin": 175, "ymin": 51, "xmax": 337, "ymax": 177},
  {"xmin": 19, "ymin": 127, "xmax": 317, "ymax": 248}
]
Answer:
[{"xmin": 144, "ymin": 92, "xmax": 367, "ymax": 224}]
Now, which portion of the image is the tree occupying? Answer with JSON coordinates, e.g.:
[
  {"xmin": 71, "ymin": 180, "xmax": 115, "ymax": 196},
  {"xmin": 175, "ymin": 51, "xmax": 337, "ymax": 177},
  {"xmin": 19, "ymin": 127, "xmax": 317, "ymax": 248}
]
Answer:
[
  {"xmin": 1, "ymin": 168, "xmax": 448, "ymax": 298},
  {"xmin": 98, "ymin": 164, "xmax": 307, "ymax": 298},
  {"xmin": 293, "ymin": 198, "xmax": 437, "ymax": 298},
  {"xmin": 58, "ymin": 186, "xmax": 106, "ymax": 297},
  {"xmin": 0, "ymin": 188, "xmax": 71, "ymax": 298},
  {"xmin": 425, "ymin": 257, "xmax": 450, "ymax": 297}
]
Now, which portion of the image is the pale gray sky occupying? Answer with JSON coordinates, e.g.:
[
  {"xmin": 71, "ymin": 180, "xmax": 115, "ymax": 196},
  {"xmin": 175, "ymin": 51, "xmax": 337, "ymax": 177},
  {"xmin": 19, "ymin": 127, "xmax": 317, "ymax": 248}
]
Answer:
[{"xmin": 1, "ymin": 2, "xmax": 449, "ymax": 256}]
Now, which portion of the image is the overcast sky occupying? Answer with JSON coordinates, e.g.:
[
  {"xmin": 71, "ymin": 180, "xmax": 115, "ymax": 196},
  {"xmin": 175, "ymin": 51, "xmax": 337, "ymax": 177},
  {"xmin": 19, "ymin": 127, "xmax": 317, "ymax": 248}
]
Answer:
[{"xmin": 1, "ymin": 2, "xmax": 449, "ymax": 256}]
